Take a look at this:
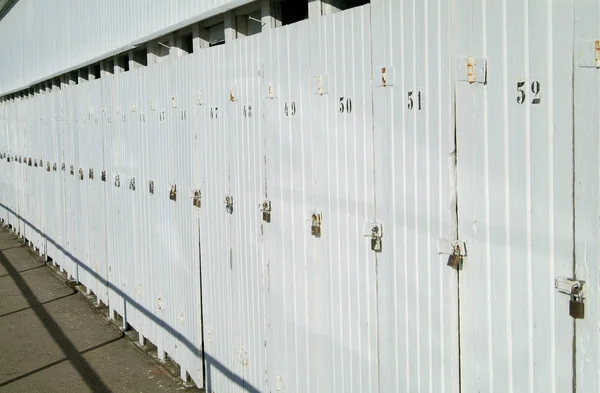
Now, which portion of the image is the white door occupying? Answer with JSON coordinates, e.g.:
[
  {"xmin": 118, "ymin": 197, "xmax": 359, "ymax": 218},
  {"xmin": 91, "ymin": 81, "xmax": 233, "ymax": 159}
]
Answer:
[
  {"xmin": 574, "ymin": 1, "xmax": 600, "ymax": 391},
  {"xmin": 454, "ymin": 0, "xmax": 575, "ymax": 391}
]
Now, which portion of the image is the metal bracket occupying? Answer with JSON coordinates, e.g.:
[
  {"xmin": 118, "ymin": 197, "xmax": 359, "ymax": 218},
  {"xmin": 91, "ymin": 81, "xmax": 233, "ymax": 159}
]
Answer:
[
  {"xmin": 578, "ymin": 40, "xmax": 600, "ymax": 68},
  {"xmin": 313, "ymin": 75, "xmax": 330, "ymax": 95},
  {"xmin": 437, "ymin": 238, "xmax": 468, "ymax": 256},
  {"xmin": 457, "ymin": 56, "xmax": 487, "ymax": 85},
  {"xmin": 375, "ymin": 66, "xmax": 395, "ymax": 87},
  {"xmin": 555, "ymin": 277, "xmax": 585, "ymax": 298},
  {"xmin": 264, "ymin": 82, "xmax": 279, "ymax": 99}
]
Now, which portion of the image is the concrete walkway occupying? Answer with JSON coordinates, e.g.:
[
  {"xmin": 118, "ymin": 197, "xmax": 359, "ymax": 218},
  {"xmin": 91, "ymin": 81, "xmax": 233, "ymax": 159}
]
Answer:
[{"xmin": 0, "ymin": 226, "xmax": 194, "ymax": 393}]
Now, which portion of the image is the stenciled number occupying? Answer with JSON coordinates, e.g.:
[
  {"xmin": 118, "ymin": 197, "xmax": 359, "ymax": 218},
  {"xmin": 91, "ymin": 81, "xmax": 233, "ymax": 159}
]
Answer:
[
  {"xmin": 284, "ymin": 101, "xmax": 297, "ymax": 117},
  {"xmin": 407, "ymin": 91, "xmax": 423, "ymax": 110},
  {"xmin": 339, "ymin": 97, "xmax": 353, "ymax": 114},
  {"xmin": 516, "ymin": 81, "xmax": 542, "ymax": 105}
]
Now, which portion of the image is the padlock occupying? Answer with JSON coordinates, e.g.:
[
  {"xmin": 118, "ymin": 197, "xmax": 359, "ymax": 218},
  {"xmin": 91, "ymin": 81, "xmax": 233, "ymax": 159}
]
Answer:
[
  {"xmin": 370, "ymin": 225, "xmax": 382, "ymax": 253},
  {"xmin": 79, "ymin": 168, "xmax": 84, "ymax": 180},
  {"xmin": 371, "ymin": 237, "xmax": 382, "ymax": 253},
  {"xmin": 447, "ymin": 253, "xmax": 462, "ymax": 270},
  {"xmin": 28, "ymin": 158, "xmax": 32, "ymax": 166},
  {"xmin": 101, "ymin": 170, "xmax": 106, "ymax": 181},
  {"xmin": 148, "ymin": 181, "xmax": 154, "ymax": 194},
  {"xmin": 89, "ymin": 169, "xmax": 94, "ymax": 179},
  {"xmin": 53, "ymin": 163, "xmax": 57, "ymax": 171},
  {"xmin": 46, "ymin": 163, "xmax": 51, "ymax": 172},
  {"xmin": 569, "ymin": 286, "xmax": 585, "ymax": 319},
  {"xmin": 169, "ymin": 185, "xmax": 177, "ymax": 201},
  {"xmin": 225, "ymin": 196, "xmax": 234, "ymax": 214},
  {"xmin": 261, "ymin": 200, "xmax": 271, "ymax": 223},
  {"xmin": 70, "ymin": 165, "xmax": 74, "ymax": 175},
  {"xmin": 311, "ymin": 213, "xmax": 322, "ymax": 238},
  {"xmin": 34, "ymin": 160, "xmax": 38, "ymax": 167},
  {"xmin": 193, "ymin": 190, "xmax": 201, "ymax": 208}
]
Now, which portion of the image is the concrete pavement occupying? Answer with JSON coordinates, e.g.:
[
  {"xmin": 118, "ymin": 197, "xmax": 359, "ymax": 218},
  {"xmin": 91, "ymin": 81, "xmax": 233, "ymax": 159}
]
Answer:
[{"xmin": 0, "ymin": 226, "xmax": 199, "ymax": 393}]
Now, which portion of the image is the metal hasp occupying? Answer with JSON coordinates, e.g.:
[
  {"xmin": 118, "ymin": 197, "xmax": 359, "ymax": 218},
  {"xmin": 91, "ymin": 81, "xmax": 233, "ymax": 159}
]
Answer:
[
  {"xmin": 101, "ymin": 170, "xmax": 106, "ymax": 182},
  {"xmin": 169, "ymin": 184, "xmax": 177, "ymax": 201},
  {"xmin": 457, "ymin": 56, "xmax": 487, "ymax": 85},
  {"xmin": 369, "ymin": 223, "xmax": 383, "ymax": 253},
  {"xmin": 555, "ymin": 277, "xmax": 586, "ymax": 319},
  {"xmin": 52, "ymin": 162, "xmax": 57, "ymax": 171},
  {"xmin": 148, "ymin": 180, "xmax": 154, "ymax": 195},
  {"xmin": 225, "ymin": 195, "xmax": 234, "ymax": 214},
  {"xmin": 261, "ymin": 200, "xmax": 271, "ymax": 223},
  {"xmin": 79, "ymin": 168, "xmax": 84, "ymax": 180},
  {"xmin": 311, "ymin": 213, "xmax": 322, "ymax": 238},
  {"xmin": 28, "ymin": 158, "xmax": 32, "ymax": 166},
  {"xmin": 88, "ymin": 168, "xmax": 93, "ymax": 179},
  {"xmin": 192, "ymin": 190, "xmax": 201, "ymax": 208},
  {"xmin": 437, "ymin": 238, "xmax": 468, "ymax": 270},
  {"xmin": 46, "ymin": 162, "xmax": 50, "ymax": 172}
]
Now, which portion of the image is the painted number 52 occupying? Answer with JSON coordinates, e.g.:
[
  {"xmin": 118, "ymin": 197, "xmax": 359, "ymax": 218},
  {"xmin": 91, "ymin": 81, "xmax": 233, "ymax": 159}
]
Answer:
[{"xmin": 516, "ymin": 81, "xmax": 542, "ymax": 105}]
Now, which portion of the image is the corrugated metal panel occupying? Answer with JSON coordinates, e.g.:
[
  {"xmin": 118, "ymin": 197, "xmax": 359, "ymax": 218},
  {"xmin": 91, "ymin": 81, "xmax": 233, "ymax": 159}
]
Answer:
[
  {"xmin": 0, "ymin": 0, "xmax": 258, "ymax": 96},
  {"xmin": 454, "ymin": 0, "xmax": 574, "ymax": 392}
]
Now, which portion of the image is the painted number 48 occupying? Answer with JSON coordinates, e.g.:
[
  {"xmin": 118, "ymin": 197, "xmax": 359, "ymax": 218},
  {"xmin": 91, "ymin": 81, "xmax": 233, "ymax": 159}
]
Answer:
[{"xmin": 516, "ymin": 81, "xmax": 541, "ymax": 105}]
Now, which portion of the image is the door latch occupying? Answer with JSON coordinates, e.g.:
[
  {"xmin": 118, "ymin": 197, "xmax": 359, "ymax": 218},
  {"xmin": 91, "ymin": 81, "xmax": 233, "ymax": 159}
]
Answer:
[
  {"xmin": 555, "ymin": 277, "xmax": 585, "ymax": 319},
  {"xmin": 169, "ymin": 184, "xmax": 177, "ymax": 201},
  {"xmin": 79, "ymin": 168, "xmax": 84, "ymax": 180},
  {"xmin": 101, "ymin": 170, "xmax": 106, "ymax": 182},
  {"xmin": 148, "ymin": 181, "xmax": 154, "ymax": 194},
  {"xmin": 89, "ymin": 168, "xmax": 94, "ymax": 179}
]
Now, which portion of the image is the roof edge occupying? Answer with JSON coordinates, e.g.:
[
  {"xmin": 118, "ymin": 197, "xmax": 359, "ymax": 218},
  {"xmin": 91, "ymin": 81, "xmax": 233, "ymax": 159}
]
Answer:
[{"xmin": 0, "ymin": 0, "xmax": 19, "ymax": 22}]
